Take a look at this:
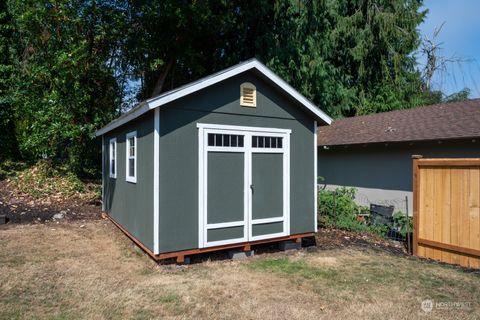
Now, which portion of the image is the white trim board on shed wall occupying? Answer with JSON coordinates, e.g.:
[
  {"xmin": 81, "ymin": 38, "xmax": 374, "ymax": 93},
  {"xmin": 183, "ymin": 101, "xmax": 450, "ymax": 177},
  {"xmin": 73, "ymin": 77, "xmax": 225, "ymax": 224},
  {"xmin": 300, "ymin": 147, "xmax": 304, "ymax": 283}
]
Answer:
[
  {"xmin": 314, "ymin": 120, "xmax": 318, "ymax": 232},
  {"xmin": 96, "ymin": 59, "xmax": 332, "ymax": 137},
  {"xmin": 153, "ymin": 108, "xmax": 160, "ymax": 254}
]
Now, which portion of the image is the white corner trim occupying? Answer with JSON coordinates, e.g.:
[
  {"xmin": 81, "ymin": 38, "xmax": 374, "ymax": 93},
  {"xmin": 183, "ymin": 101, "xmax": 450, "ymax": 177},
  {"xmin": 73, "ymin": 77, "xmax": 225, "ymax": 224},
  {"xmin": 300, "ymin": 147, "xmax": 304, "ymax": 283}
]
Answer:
[
  {"xmin": 153, "ymin": 108, "xmax": 160, "ymax": 254},
  {"xmin": 198, "ymin": 125, "xmax": 205, "ymax": 248},
  {"xmin": 314, "ymin": 120, "xmax": 318, "ymax": 232},
  {"xmin": 109, "ymin": 138, "xmax": 117, "ymax": 179},
  {"xmin": 125, "ymin": 131, "xmax": 137, "ymax": 183},
  {"xmin": 95, "ymin": 59, "xmax": 332, "ymax": 136},
  {"xmin": 283, "ymin": 132, "xmax": 291, "ymax": 237}
]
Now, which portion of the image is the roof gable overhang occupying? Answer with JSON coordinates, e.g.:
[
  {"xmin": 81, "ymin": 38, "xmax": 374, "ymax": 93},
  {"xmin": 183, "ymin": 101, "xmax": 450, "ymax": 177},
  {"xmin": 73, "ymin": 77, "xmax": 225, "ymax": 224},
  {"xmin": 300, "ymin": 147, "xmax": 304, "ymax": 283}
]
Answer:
[{"xmin": 96, "ymin": 59, "xmax": 332, "ymax": 136}]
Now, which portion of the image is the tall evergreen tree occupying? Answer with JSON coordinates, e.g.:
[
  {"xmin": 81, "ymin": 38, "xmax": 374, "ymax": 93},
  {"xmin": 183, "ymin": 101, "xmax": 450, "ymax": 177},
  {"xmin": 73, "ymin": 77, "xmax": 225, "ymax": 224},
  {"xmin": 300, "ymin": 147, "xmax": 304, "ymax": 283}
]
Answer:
[
  {"xmin": 1, "ymin": 0, "xmax": 465, "ymax": 176},
  {"xmin": 122, "ymin": 0, "xmax": 430, "ymax": 118},
  {"xmin": 330, "ymin": 0, "xmax": 428, "ymax": 116}
]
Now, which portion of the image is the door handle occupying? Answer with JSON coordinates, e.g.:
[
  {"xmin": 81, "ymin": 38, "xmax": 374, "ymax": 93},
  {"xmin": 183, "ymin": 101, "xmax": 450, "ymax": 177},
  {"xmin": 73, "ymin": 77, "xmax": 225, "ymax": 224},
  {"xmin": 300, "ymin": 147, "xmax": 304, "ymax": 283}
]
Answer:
[{"xmin": 250, "ymin": 184, "xmax": 254, "ymax": 193}]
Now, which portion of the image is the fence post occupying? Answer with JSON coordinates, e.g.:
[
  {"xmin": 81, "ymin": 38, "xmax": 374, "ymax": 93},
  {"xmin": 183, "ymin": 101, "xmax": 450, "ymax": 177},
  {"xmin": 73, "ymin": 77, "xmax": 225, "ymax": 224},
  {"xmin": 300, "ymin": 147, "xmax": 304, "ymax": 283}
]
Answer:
[
  {"xmin": 411, "ymin": 155, "xmax": 422, "ymax": 256},
  {"xmin": 333, "ymin": 190, "xmax": 337, "ymax": 228},
  {"xmin": 405, "ymin": 195, "xmax": 411, "ymax": 254}
]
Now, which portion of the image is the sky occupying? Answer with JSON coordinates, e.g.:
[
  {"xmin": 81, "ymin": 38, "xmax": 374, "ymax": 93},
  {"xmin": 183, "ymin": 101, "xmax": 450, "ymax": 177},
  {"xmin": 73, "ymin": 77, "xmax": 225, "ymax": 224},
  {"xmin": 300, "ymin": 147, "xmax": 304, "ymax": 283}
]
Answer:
[{"xmin": 418, "ymin": 0, "xmax": 480, "ymax": 98}]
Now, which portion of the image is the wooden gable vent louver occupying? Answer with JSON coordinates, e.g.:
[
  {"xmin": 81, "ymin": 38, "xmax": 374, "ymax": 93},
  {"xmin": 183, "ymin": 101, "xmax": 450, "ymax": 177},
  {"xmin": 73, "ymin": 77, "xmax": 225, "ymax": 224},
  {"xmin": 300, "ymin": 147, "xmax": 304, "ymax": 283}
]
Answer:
[{"xmin": 240, "ymin": 82, "xmax": 256, "ymax": 107}]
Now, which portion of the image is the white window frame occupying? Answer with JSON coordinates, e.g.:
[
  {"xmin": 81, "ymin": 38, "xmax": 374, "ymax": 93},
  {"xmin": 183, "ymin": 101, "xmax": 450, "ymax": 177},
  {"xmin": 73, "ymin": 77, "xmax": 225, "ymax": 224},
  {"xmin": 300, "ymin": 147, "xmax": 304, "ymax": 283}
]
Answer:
[
  {"xmin": 126, "ymin": 131, "xmax": 137, "ymax": 183},
  {"xmin": 109, "ymin": 138, "xmax": 117, "ymax": 178}
]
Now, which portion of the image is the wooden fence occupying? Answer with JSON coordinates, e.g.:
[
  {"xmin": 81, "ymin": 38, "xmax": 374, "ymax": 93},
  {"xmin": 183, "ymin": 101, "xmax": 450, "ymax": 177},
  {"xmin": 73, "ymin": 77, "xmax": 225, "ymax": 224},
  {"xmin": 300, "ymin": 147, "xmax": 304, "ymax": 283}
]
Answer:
[{"xmin": 413, "ymin": 158, "xmax": 480, "ymax": 269}]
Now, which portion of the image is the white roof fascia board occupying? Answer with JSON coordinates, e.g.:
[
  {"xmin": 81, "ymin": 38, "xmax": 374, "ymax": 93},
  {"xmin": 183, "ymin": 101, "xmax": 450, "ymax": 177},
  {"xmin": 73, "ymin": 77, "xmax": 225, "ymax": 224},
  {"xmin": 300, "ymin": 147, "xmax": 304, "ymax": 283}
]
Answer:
[
  {"xmin": 253, "ymin": 62, "xmax": 332, "ymax": 125},
  {"xmin": 96, "ymin": 104, "xmax": 150, "ymax": 137},
  {"xmin": 146, "ymin": 61, "xmax": 257, "ymax": 109},
  {"xmin": 96, "ymin": 59, "xmax": 332, "ymax": 136}
]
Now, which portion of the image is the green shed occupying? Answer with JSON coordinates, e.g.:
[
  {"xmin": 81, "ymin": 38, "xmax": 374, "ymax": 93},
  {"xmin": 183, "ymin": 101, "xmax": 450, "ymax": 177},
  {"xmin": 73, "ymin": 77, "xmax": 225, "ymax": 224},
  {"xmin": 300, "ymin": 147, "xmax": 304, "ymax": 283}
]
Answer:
[{"xmin": 96, "ymin": 59, "xmax": 332, "ymax": 262}]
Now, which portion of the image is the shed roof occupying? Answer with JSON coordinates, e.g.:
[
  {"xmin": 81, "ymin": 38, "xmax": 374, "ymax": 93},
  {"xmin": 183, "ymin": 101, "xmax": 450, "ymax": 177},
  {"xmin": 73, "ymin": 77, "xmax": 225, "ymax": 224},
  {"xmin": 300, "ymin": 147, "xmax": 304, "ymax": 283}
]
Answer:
[
  {"xmin": 317, "ymin": 99, "xmax": 480, "ymax": 146},
  {"xmin": 96, "ymin": 59, "xmax": 332, "ymax": 136}
]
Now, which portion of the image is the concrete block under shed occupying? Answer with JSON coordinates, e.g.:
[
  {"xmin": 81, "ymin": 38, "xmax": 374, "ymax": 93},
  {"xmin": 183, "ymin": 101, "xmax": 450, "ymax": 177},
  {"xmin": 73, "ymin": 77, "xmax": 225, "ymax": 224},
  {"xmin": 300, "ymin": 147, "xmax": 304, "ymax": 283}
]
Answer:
[
  {"xmin": 228, "ymin": 250, "xmax": 254, "ymax": 260},
  {"xmin": 279, "ymin": 241, "xmax": 301, "ymax": 251}
]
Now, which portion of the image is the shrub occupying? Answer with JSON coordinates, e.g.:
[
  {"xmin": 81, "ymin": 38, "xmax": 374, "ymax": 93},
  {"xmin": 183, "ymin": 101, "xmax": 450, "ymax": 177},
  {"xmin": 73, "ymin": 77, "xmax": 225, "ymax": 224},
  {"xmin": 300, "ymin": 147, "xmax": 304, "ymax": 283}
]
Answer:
[
  {"xmin": 318, "ymin": 186, "xmax": 414, "ymax": 240},
  {"xmin": 392, "ymin": 211, "xmax": 413, "ymax": 237},
  {"xmin": 318, "ymin": 187, "xmax": 369, "ymax": 232}
]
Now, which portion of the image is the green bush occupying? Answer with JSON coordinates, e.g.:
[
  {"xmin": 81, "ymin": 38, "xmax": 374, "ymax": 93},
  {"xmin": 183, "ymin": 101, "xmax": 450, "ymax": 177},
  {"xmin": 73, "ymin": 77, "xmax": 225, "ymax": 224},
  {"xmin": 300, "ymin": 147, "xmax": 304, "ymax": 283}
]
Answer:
[
  {"xmin": 318, "ymin": 187, "xmax": 369, "ymax": 232},
  {"xmin": 392, "ymin": 211, "xmax": 413, "ymax": 237},
  {"xmin": 318, "ymin": 186, "xmax": 414, "ymax": 239}
]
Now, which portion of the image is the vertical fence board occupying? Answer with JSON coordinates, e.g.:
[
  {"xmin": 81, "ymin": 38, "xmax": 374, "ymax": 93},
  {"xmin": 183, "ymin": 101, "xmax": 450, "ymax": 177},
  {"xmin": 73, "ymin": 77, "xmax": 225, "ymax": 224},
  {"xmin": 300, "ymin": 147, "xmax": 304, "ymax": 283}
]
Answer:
[
  {"xmin": 424, "ymin": 168, "xmax": 435, "ymax": 259},
  {"xmin": 468, "ymin": 168, "xmax": 480, "ymax": 268},
  {"xmin": 460, "ymin": 169, "xmax": 471, "ymax": 267},
  {"xmin": 441, "ymin": 168, "xmax": 451, "ymax": 263},
  {"xmin": 449, "ymin": 168, "xmax": 462, "ymax": 266},
  {"xmin": 433, "ymin": 168, "xmax": 444, "ymax": 261}
]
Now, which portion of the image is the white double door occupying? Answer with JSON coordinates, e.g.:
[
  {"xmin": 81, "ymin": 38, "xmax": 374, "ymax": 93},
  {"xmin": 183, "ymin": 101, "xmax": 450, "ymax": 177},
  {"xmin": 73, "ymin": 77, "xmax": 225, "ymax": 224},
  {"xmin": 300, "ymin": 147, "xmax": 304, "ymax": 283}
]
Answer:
[{"xmin": 198, "ymin": 124, "xmax": 290, "ymax": 248}]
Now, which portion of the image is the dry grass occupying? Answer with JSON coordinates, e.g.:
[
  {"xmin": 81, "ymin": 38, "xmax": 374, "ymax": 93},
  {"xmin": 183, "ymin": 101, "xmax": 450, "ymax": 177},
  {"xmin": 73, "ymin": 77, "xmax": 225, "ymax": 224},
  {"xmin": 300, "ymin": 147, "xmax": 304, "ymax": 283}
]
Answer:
[{"xmin": 0, "ymin": 221, "xmax": 478, "ymax": 320}]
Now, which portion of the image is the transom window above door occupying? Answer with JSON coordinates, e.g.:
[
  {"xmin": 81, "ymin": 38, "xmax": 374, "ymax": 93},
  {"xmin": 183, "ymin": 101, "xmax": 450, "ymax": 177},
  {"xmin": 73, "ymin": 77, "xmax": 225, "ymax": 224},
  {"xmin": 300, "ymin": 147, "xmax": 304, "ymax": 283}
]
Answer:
[
  {"xmin": 207, "ymin": 133, "xmax": 244, "ymax": 147},
  {"xmin": 252, "ymin": 136, "xmax": 283, "ymax": 148}
]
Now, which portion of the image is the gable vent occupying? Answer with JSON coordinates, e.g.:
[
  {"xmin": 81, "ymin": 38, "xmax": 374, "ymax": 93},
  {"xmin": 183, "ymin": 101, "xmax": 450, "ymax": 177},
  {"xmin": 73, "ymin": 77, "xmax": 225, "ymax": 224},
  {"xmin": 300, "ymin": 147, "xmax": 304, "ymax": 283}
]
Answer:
[{"xmin": 240, "ymin": 82, "xmax": 256, "ymax": 107}]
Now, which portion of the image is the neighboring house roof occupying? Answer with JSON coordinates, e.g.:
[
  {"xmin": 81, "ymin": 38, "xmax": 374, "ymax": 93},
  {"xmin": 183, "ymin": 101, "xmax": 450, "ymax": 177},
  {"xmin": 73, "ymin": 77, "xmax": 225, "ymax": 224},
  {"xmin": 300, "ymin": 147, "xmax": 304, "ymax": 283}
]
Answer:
[
  {"xmin": 317, "ymin": 99, "xmax": 480, "ymax": 146},
  {"xmin": 96, "ymin": 59, "xmax": 332, "ymax": 136}
]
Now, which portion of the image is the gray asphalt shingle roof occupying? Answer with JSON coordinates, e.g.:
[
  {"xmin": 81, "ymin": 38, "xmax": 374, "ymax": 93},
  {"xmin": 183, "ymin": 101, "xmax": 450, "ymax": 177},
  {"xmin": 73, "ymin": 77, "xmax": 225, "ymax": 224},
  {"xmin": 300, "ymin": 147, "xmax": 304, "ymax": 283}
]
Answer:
[{"xmin": 317, "ymin": 99, "xmax": 480, "ymax": 146}]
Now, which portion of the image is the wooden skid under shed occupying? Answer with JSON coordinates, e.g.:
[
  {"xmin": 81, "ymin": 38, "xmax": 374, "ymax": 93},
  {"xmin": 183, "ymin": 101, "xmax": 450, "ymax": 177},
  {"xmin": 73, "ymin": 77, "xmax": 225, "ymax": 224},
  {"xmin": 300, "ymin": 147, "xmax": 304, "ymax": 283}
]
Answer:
[{"xmin": 106, "ymin": 213, "xmax": 312, "ymax": 263}]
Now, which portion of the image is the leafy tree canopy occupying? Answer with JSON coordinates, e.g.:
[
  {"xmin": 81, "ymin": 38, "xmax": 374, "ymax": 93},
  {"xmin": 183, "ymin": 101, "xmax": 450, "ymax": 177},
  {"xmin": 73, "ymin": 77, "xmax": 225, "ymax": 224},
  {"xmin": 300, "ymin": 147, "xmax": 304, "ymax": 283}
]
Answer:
[{"xmin": 0, "ymin": 0, "xmax": 471, "ymax": 176}]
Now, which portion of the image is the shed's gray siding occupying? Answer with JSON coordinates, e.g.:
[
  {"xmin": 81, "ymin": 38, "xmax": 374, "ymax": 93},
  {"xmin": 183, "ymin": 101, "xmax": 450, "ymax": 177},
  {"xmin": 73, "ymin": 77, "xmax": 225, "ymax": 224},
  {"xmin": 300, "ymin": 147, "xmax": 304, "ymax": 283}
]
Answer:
[
  {"xmin": 103, "ymin": 112, "xmax": 155, "ymax": 250},
  {"xmin": 159, "ymin": 71, "xmax": 315, "ymax": 253},
  {"xmin": 317, "ymin": 139, "xmax": 480, "ymax": 213}
]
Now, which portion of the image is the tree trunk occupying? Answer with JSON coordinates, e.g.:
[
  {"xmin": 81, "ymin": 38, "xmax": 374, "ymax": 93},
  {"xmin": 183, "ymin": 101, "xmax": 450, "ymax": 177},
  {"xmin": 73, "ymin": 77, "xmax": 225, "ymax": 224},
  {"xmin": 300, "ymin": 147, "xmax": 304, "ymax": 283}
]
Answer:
[{"xmin": 151, "ymin": 59, "xmax": 175, "ymax": 97}]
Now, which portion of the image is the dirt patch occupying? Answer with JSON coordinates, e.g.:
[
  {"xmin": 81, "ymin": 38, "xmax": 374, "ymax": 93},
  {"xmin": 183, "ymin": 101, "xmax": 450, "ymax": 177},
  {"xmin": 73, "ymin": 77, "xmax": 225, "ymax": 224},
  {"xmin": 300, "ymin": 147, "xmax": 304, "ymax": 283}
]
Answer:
[
  {"xmin": 308, "ymin": 256, "xmax": 339, "ymax": 267},
  {"xmin": 315, "ymin": 227, "xmax": 409, "ymax": 255},
  {"xmin": 0, "ymin": 180, "xmax": 102, "ymax": 224}
]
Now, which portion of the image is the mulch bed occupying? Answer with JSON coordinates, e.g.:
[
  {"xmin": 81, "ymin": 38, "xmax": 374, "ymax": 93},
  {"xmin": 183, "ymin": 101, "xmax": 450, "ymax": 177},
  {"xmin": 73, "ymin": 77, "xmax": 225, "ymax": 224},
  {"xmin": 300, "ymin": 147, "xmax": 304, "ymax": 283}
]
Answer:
[
  {"xmin": 0, "ymin": 180, "xmax": 102, "ymax": 224},
  {"xmin": 314, "ymin": 228, "xmax": 410, "ymax": 255}
]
